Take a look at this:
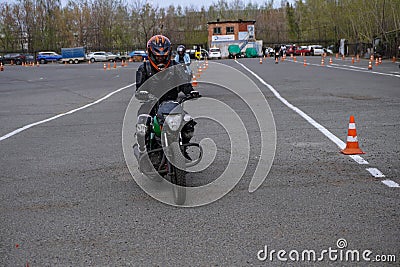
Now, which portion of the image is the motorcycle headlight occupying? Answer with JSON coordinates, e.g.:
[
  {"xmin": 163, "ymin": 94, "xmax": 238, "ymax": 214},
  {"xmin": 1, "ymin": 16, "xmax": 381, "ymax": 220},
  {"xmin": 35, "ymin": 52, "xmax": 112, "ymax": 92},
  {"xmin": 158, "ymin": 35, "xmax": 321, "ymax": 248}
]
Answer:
[{"xmin": 165, "ymin": 114, "xmax": 182, "ymax": 131}]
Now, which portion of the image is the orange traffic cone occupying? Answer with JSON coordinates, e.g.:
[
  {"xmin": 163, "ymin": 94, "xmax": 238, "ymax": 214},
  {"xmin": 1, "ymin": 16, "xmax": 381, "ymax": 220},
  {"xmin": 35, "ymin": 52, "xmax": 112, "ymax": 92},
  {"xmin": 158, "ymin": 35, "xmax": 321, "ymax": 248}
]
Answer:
[
  {"xmin": 103, "ymin": 63, "xmax": 107, "ymax": 70},
  {"xmin": 375, "ymin": 58, "xmax": 379, "ymax": 66},
  {"xmin": 321, "ymin": 57, "xmax": 325, "ymax": 66},
  {"xmin": 368, "ymin": 60, "xmax": 373, "ymax": 70},
  {"xmin": 378, "ymin": 57, "xmax": 382, "ymax": 65},
  {"xmin": 192, "ymin": 75, "xmax": 198, "ymax": 87},
  {"xmin": 293, "ymin": 56, "xmax": 297, "ymax": 62},
  {"xmin": 259, "ymin": 57, "xmax": 262, "ymax": 64},
  {"xmin": 108, "ymin": 62, "xmax": 111, "ymax": 70},
  {"xmin": 351, "ymin": 57, "xmax": 355, "ymax": 64},
  {"xmin": 392, "ymin": 56, "xmax": 396, "ymax": 63},
  {"xmin": 0, "ymin": 63, "xmax": 4, "ymax": 71},
  {"xmin": 303, "ymin": 58, "xmax": 307, "ymax": 66},
  {"xmin": 329, "ymin": 57, "xmax": 333, "ymax": 64},
  {"xmin": 113, "ymin": 61, "xmax": 117, "ymax": 68},
  {"xmin": 341, "ymin": 115, "xmax": 365, "ymax": 155}
]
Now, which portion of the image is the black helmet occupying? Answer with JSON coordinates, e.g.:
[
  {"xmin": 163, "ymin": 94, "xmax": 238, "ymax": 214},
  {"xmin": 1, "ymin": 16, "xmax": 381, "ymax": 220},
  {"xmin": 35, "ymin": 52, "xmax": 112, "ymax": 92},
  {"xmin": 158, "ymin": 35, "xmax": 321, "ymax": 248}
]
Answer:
[
  {"xmin": 177, "ymin": 45, "xmax": 186, "ymax": 56},
  {"xmin": 147, "ymin": 35, "xmax": 172, "ymax": 72}
]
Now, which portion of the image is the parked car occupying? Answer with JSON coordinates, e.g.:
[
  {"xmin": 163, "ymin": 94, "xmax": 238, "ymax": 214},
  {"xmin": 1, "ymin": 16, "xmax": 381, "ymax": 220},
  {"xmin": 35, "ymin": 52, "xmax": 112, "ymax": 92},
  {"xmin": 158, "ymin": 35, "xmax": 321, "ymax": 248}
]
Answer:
[
  {"xmin": 297, "ymin": 46, "xmax": 311, "ymax": 56},
  {"xmin": 324, "ymin": 47, "xmax": 333, "ymax": 55},
  {"xmin": 86, "ymin": 51, "xmax": 109, "ymax": 63},
  {"xmin": 37, "ymin": 51, "xmax": 62, "ymax": 64},
  {"xmin": 284, "ymin": 45, "xmax": 311, "ymax": 56},
  {"xmin": 114, "ymin": 52, "xmax": 129, "ymax": 61},
  {"xmin": 1, "ymin": 53, "xmax": 26, "ymax": 65},
  {"xmin": 187, "ymin": 49, "xmax": 208, "ymax": 60},
  {"xmin": 129, "ymin": 50, "xmax": 148, "ymax": 61},
  {"xmin": 199, "ymin": 49, "xmax": 209, "ymax": 59},
  {"xmin": 105, "ymin": 52, "xmax": 118, "ymax": 61},
  {"xmin": 308, "ymin": 45, "xmax": 325, "ymax": 56},
  {"xmin": 285, "ymin": 45, "xmax": 297, "ymax": 55},
  {"xmin": 24, "ymin": 54, "xmax": 35, "ymax": 64},
  {"xmin": 208, "ymin": 47, "xmax": 221, "ymax": 59},
  {"xmin": 264, "ymin": 47, "xmax": 275, "ymax": 57}
]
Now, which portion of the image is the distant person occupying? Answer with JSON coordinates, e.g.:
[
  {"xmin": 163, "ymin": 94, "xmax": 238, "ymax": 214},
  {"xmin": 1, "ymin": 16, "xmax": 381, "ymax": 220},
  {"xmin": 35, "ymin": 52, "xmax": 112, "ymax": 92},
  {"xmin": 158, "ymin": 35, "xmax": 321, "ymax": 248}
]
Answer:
[
  {"xmin": 281, "ymin": 45, "xmax": 286, "ymax": 57},
  {"xmin": 274, "ymin": 45, "xmax": 280, "ymax": 63},
  {"xmin": 174, "ymin": 45, "xmax": 193, "ymax": 95},
  {"xmin": 174, "ymin": 45, "xmax": 191, "ymax": 73},
  {"xmin": 195, "ymin": 46, "xmax": 201, "ymax": 60}
]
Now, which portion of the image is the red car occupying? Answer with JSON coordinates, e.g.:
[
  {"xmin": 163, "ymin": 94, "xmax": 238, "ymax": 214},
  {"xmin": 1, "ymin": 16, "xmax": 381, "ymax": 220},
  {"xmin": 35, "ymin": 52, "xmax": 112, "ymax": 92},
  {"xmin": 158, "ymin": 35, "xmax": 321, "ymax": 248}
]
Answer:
[{"xmin": 286, "ymin": 46, "xmax": 311, "ymax": 56}]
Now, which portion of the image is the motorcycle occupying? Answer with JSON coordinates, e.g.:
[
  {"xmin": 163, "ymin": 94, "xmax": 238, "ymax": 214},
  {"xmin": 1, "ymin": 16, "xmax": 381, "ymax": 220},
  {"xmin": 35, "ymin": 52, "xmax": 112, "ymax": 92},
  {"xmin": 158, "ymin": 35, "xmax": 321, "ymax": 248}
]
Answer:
[{"xmin": 133, "ymin": 90, "xmax": 202, "ymax": 205}]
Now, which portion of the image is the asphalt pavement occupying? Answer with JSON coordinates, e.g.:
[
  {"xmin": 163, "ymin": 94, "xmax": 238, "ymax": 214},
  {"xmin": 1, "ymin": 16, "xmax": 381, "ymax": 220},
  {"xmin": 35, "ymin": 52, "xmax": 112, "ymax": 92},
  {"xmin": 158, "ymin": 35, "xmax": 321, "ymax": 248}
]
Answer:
[{"xmin": 0, "ymin": 58, "xmax": 399, "ymax": 266}]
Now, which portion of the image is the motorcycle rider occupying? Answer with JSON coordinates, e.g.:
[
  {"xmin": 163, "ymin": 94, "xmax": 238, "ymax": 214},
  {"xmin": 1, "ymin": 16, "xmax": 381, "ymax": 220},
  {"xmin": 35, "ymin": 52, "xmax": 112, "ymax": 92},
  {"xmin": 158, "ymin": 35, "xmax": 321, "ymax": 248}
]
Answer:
[
  {"xmin": 174, "ymin": 45, "xmax": 191, "ymax": 67},
  {"xmin": 135, "ymin": 35, "xmax": 177, "ymax": 155},
  {"xmin": 135, "ymin": 35, "xmax": 194, "ymax": 157},
  {"xmin": 174, "ymin": 44, "xmax": 193, "ymax": 95}
]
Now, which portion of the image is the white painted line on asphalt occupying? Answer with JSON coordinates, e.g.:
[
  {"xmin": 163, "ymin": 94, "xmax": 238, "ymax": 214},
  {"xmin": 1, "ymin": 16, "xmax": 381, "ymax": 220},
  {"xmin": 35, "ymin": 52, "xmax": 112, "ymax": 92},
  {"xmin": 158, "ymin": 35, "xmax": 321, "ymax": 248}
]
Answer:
[
  {"xmin": 288, "ymin": 59, "xmax": 400, "ymax": 78},
  {"xmin": 349, "ymin": 155, "xmax": 369, "ymax": 165},
  {"xmin": 326, "ymin": 64, "xmax": 400, "ymax": 78},
  {"xmin": 381, "ymin": 179, "xmax": 400, "ymax": 188},
  {"xmin": 0, "ymin": 83, "xmax": 136, "ymax": 142},
  {"xmin": 366, "ymin": 168, "xmax": 385, "ymax": 177},
  {"xmin": 235, "ymin": 60, "xmax": 397, "ymax": 188},
  {"xmin": 235, "ymin": 60, "xmax": 347, "ymax": 149}
]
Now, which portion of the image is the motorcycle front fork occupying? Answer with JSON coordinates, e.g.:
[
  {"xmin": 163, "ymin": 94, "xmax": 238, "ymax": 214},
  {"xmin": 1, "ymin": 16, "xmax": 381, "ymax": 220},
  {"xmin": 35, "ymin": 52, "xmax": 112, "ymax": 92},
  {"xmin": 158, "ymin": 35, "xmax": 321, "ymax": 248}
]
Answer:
[{"xmin": 162, "ymin": 131, "xmax": 182, "ymax": 176}]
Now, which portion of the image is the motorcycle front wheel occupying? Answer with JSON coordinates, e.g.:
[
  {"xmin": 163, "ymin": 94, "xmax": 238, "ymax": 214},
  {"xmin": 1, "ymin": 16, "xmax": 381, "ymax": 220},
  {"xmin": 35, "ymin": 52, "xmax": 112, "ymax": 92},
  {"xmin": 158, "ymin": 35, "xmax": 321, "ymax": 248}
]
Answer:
[{"xmin": 170, "ymin": 143, "xmax": 186, "ymax": 205}]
